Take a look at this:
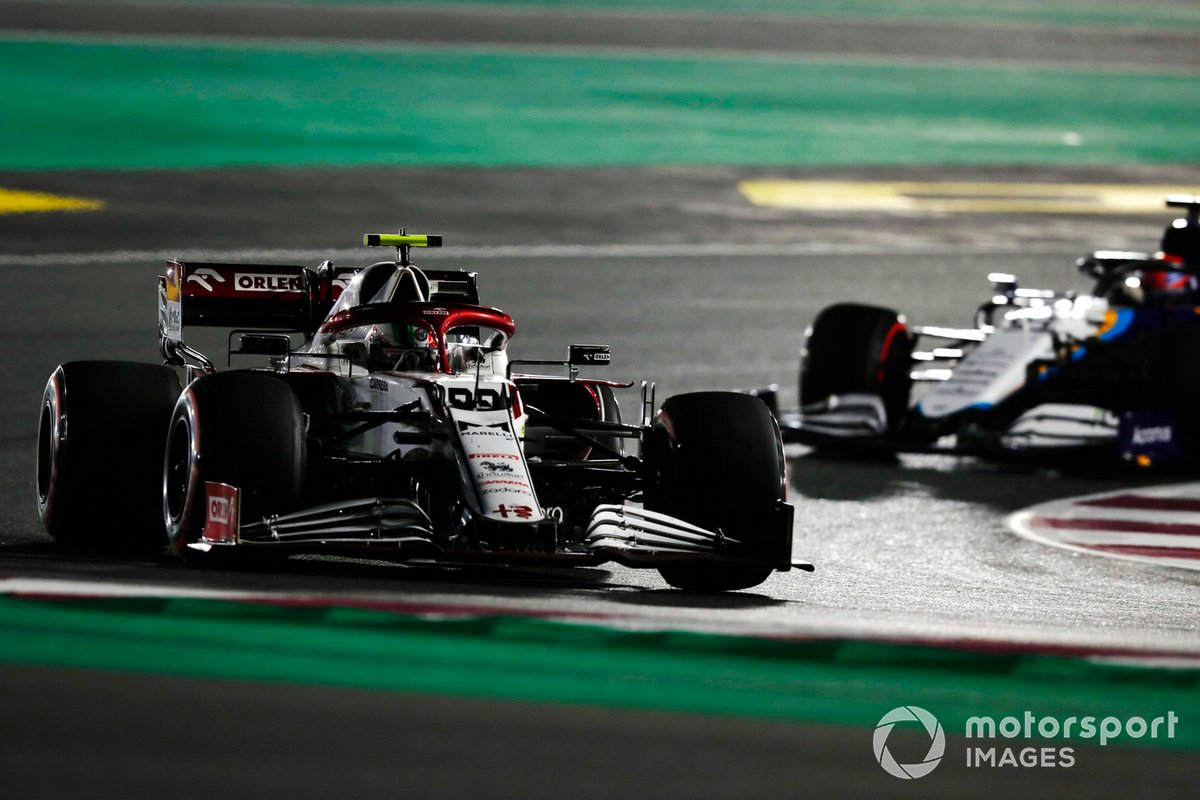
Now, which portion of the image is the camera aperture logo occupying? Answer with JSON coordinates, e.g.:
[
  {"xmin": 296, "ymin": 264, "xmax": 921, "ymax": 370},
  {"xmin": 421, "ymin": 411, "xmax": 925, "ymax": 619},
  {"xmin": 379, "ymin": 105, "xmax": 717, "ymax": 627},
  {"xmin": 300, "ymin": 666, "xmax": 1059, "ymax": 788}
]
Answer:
[
  {"xmin": 873, "ymin": 706, "xmax": 945, "ymax": 779},
  {"xmin": 873, "ymin": 706, "xmax": 1180, "ymax": 777}
]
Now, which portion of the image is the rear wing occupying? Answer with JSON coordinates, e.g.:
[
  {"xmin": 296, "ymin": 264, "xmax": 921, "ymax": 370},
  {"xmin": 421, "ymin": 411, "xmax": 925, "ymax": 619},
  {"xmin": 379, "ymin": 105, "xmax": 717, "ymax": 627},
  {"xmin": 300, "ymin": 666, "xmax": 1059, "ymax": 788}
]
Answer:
[
  {"xmin": 158, "ymin": 260, "xmax": 480, "ymax": 341},
  {"xmin": 158, "ymin": 261, "xmax": 352, "ymax": 341},
  {"xmin": 1166, "ymin": 194, "xmax": 1200, "ymax": 221}
]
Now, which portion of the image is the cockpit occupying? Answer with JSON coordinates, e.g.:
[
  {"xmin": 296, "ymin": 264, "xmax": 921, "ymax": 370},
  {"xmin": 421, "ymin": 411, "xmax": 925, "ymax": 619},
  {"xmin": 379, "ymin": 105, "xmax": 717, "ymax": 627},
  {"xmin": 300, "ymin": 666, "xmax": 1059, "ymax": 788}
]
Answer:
[{"xmin": 306, "ymin": 263, "xmax": 513, "ymax": 376}]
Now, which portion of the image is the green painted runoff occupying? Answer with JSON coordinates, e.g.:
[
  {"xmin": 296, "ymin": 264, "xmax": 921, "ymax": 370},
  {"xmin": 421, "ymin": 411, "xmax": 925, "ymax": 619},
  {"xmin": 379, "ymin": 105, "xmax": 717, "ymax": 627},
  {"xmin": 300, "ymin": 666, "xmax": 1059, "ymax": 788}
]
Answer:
[
  {"xmin": 1, "ymin": 37, "xmax": 1196, "ymax": 171},
  {"xmin": 0, "ymin": 595, "xmax": 1195, "ymax": 746},
  {"xmin": 82, "ymin": 0, "xmax": 1200, "ymax": 32}
]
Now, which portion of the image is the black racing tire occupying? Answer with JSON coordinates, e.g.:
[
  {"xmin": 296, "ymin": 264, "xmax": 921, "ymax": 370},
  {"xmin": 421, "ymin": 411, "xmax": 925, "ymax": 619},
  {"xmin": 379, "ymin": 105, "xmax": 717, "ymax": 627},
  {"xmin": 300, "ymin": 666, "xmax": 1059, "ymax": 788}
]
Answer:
[
  {"xmin": 37, "ymin": 361, "xmax": 181, "ymax": 550},
  {"xmin": 645, "ymin": 392, "xmax": 787, "ymax": 592},
  {"xmin": 163, "ymin": 371, "xmax": 305, "ymax": 558},
  {"xmin": 799, "ymin": 303, "xmax": 913, "ymax": 430}
]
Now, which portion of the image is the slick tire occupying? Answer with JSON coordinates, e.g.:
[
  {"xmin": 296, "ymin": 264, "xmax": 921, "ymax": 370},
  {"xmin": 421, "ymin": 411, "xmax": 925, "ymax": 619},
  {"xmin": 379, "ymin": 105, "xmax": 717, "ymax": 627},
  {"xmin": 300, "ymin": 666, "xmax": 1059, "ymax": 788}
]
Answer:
[
  {"xmin": 800, "ymin": 303, "xmax": 913, "ymax": 431},
  {"xmin": 37, "ymin": 361, "xmax": 182, "ymax": 550},
  {"xmin": 163, "ymin": 371, "xmax": 305, "ymax": 557},
  {"xmin": 645, "ymin": 392, "xmax": 786, "ymax": 592}
]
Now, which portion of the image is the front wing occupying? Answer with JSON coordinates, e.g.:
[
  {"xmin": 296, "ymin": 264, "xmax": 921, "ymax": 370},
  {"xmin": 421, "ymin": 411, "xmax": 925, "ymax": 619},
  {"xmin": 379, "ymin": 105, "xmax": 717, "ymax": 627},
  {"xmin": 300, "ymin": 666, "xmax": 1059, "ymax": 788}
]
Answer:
[
  {"xmin": 188, "ymin": 482, "xmax": 810, "ymax": 572},
  {"xmin": 774, "ymin": 395, "xmax": 1139, "ymax": 467}
]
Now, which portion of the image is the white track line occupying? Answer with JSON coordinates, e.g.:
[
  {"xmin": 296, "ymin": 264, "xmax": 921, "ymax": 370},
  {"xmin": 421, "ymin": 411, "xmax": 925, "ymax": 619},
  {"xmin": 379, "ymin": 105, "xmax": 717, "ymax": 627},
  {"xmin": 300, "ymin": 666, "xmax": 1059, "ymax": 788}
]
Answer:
[
  {"xmin": 0, "ymin": 576, "xmax": 263, "ymax": 602},
  {"xmin": 1053, "ymin": 532, "xmax": 1200, "ymax": 548},
  {"xmin": 0, "ymin": 242, "xmax": 1065, "ymax": 267},
  {"xmin": 1024, "ymin": 504, "xmax": 1200, "ymax": 526}
]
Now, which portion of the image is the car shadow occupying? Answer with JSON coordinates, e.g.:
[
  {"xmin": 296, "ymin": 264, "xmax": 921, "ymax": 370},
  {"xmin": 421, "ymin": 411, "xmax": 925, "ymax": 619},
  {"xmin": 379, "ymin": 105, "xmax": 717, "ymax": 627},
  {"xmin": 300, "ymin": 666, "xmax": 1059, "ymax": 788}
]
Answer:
[
  {"xmin": 787, "ymin": 449, "xmax": 1178, "ymax": 513},
  {"xmin": 600, "ymin": 588, "xmax": 786, "ymax": 610},
  {"xmin": 0, "ymin": 541, "xmax": 790, "ymax": 607}
]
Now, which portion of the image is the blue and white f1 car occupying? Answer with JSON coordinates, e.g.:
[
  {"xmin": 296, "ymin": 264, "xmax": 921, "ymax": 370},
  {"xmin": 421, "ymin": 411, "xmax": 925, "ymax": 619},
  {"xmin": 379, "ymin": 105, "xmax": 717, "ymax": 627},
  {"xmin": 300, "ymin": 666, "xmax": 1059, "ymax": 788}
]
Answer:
[{"xmin": 763, "ymin": 196, "xmax": 1200, "ymax": 468}]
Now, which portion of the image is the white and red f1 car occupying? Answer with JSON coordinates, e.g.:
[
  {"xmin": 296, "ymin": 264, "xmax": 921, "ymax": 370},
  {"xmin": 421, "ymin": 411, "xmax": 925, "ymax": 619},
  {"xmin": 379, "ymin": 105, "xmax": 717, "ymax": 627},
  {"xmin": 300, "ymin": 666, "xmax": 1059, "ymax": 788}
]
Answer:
[{"xmin": 38, "ymin": 233, "xmax": 806, "ymax": 591}]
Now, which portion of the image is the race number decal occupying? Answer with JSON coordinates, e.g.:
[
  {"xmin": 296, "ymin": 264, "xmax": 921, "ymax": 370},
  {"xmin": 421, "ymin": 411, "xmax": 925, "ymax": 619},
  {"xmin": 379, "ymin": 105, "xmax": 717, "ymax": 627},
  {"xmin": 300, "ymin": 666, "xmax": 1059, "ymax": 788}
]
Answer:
[{"xmin": 495, "ymin": 504, "xmax": 536, "ymax": 520}]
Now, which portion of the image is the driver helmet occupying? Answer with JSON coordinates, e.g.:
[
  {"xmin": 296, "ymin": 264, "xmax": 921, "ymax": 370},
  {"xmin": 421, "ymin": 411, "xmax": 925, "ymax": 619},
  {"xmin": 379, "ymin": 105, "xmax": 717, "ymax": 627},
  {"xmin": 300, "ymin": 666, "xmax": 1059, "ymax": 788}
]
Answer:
[
  {"xmin": 1138, "ymin": 269, "xmax": 1194, "ymax": 295},
  {"xmin": 1159, "ymin": 215, "xmax": 1200, "ymax": 267},
  {"xmin": 1143, "ymin": 215, "xmax": 1200, "ymax": 298},
  {"xmin": 367, "ymin": 322, "xmax": 436, "ymax": 371}
]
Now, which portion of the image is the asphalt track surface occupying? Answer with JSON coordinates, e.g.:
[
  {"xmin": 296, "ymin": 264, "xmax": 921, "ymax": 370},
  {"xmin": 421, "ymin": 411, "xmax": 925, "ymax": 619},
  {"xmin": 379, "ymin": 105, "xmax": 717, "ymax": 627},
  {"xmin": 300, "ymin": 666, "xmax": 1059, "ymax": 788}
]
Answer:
[
  {"xmin": 4, "ymin": 0, "xmax": 1198, "ymax": 69},
  {"xmin": 2, "ymin": 4, "xmax": 1199, "ymax": 798}
]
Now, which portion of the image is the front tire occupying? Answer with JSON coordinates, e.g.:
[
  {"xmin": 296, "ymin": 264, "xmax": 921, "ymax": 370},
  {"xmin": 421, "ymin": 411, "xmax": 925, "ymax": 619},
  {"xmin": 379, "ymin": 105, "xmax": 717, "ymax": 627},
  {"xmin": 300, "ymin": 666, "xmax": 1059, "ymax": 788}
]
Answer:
[
  {"xmin": 645, "ymin": 392, "xmax": 789, "ymax": 592},
  {"xmin": 37, "ymin": 361, "xmax": 181, "ymax": 550},
  {"xmin": 800, "ymin": 303, "xmax": 913, "ymax": 431},
  {"xmin": 164, "ymin": 372, "xmax": 305, "ymax": 557}
]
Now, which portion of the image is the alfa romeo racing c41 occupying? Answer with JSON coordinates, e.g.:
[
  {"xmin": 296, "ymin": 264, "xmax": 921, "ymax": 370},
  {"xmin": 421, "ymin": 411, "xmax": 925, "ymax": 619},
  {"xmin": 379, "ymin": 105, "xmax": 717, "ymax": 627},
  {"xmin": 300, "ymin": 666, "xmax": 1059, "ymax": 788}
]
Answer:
[
  {"xmin": 37, "ymin": 234, "xmax": 807, "ymax": 592},
  {"xmin": 764, "ymin": 196, "xmax": 1200, "ymax": 468}
]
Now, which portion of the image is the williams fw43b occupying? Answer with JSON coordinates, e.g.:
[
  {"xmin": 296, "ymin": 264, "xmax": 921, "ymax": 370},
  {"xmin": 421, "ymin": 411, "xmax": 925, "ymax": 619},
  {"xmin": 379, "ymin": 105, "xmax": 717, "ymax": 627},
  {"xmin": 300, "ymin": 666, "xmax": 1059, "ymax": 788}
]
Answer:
[
  {"xmin": 37, "ymin": 233, "xmax": 807, "ymax": 592},
  {"xmin": 760, "ymin": 195, "xmax": 1200, "ymax": 469}
]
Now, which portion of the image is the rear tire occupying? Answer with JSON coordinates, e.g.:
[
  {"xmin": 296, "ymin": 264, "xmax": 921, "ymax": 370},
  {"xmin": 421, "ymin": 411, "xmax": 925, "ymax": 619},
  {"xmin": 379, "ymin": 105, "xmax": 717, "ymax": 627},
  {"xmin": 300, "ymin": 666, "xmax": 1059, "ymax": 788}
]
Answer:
[
  {"xmin": 645, "ymin": 392, "xmax": 787, "ymax": 592},
  {"xmin": 163, "ymin": 372, "xmax": 305, "ymax": 558},
  {"xmin": 799, "ymin": 303, "xmax": 913, "ymax": 430},
  {"xmin": 37, "ymin": 361, "xmax": 181, "ymax": 550}
]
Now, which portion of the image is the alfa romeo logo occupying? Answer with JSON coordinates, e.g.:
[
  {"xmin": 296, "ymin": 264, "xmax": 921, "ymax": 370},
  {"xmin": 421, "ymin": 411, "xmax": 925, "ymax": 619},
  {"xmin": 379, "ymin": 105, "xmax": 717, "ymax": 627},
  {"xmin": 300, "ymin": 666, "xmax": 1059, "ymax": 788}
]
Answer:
[{"xmin": 873, "ymin": 706, "xmax": 945, "ymax": 779}]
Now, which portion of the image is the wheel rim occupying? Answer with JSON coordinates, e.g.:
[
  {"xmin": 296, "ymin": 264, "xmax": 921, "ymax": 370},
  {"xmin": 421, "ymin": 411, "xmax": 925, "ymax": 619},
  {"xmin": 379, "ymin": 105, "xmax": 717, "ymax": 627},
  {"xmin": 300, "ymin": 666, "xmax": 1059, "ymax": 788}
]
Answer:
[
  {"xmin": 36, "ymin": 401, "xmax": 53, "ymax": 505},
  {"xmin": 164, "ymin": 415, "xmax": 193, "ymax": 525}
]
